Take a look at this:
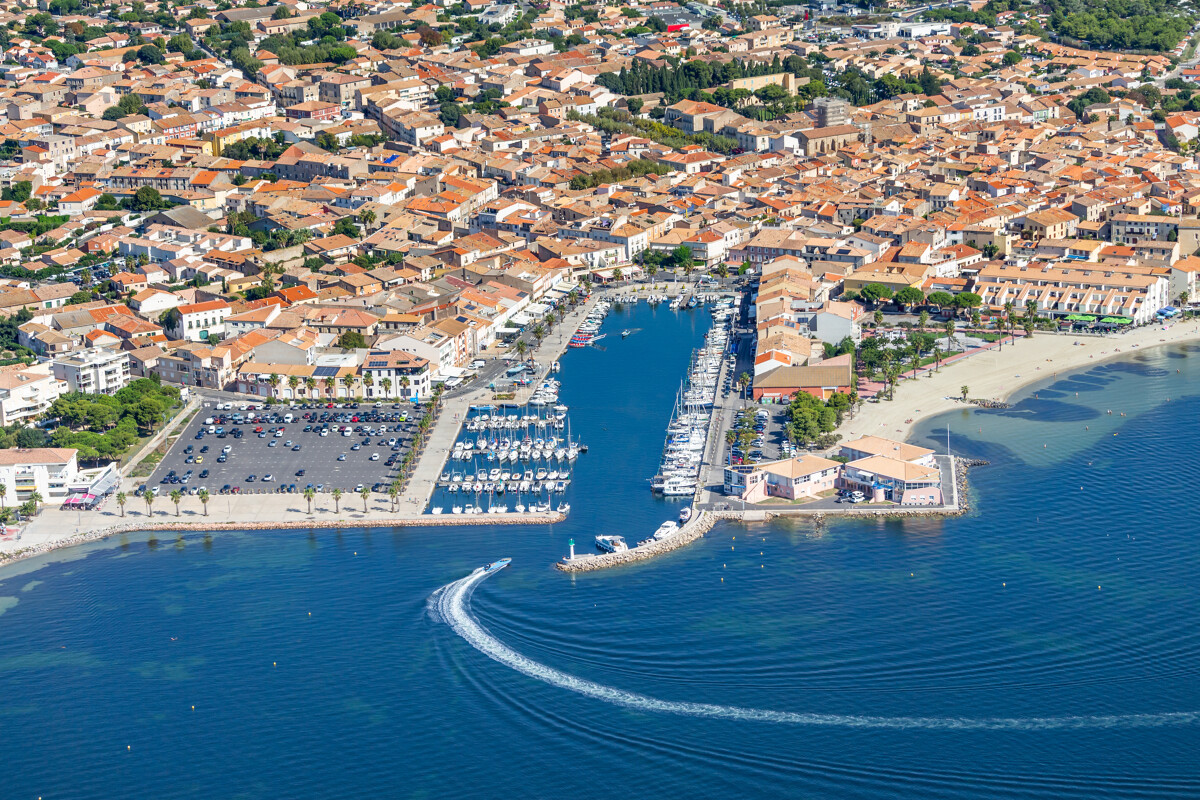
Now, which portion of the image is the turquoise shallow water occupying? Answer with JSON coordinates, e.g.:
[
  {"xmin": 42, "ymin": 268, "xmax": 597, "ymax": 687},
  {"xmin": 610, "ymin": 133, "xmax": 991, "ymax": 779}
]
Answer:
[{"xmin": 2, "ymin": 310, "xmax": 1200, "ymax": 798}]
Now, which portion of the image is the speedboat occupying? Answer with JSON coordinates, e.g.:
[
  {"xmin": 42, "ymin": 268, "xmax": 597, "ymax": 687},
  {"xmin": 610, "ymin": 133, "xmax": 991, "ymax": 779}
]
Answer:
[{"xmin": 678, "ymin": 507, "xmax": 693, "ymax": 524}]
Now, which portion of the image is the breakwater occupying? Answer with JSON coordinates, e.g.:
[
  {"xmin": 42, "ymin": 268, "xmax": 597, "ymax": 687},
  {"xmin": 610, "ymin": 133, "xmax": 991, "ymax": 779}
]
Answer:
[{"xmin": 556, "ymin": 511, "xmax": 716, "ymax": 572}]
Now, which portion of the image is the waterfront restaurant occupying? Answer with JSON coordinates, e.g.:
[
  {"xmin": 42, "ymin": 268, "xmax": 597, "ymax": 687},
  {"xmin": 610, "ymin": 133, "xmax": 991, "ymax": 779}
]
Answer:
[{"xmin": 723, "ymin": 454, "xmax": 841, "ymax": 502}]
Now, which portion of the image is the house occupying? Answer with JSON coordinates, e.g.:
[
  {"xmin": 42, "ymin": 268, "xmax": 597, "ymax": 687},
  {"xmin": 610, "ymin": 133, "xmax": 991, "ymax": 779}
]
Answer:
[{"xmin": 166, "ymin": 299, "xmax": 231, "ymax": 342}]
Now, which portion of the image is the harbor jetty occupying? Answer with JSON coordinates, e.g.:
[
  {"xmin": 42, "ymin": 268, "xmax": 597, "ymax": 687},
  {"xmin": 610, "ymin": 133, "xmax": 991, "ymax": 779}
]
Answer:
[{"xmin": 556, "ymin": 509, "xmax": 717, "ymax": 572}]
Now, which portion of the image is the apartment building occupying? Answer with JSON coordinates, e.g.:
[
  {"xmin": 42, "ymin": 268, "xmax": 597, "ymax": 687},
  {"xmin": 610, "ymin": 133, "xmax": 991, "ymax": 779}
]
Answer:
[{"xmin": 51, "ymin": 349, "xmax": 131, "ymax": 394}]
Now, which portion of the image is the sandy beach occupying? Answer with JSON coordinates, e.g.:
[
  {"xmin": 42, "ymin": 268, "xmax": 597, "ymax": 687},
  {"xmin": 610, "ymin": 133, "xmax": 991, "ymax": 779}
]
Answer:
[{"xmin": 838, "ymin": 320, "xmax": 1200, "ymax": 445}]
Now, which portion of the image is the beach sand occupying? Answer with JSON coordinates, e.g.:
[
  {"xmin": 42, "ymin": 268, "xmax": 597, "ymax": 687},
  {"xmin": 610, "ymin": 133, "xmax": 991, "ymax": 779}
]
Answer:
[{"xmin": 838, "ymin": 320, "xmax": 1200, "ymax": 445}]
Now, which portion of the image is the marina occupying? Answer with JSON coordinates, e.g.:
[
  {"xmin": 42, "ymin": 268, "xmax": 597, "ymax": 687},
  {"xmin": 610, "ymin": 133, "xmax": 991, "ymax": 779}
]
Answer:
[
  {"xmin": 429, "ymin": 400, "xmax": 582, "ymax": 517},
  {"xmin": 649, "ymin": 301, "xmax": 735, "ymax": 500}
]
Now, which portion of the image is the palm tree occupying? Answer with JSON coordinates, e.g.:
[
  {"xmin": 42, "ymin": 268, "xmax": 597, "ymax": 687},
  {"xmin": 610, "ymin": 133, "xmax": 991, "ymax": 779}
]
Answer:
[
  {"xmin": 362, "ymin": 374, "xmax": 374, "ymax": 398},
  {"xmin": 198, "ymin": 489, "xmax": 210, "ymax": 517},
  {"xmin": 388, "ymin": 484, "xmax": 399, "ymax": 512},
  {"xmin": 267, "ymin": 373, "xmax": 280, "ymax": 398},
  {"xmin": 323, "ymin": 376, "xmax": 334, "ymax": 397},
  {"xmin": 514, "ymin": 340, "xmax": 527, "ymax": 359},
  {"xmin": 303, "ymin": 487, "xmax": 316, "ymax": 514},
  {"xmin": 0, "ymin": 483, "xmax": 6, "ymax": 510},
  {"xmin": 169, "ymin": 489, "xmax": 182, "ymax": 516},
  {"xmin": 918, "ymin": 309, "xmax": 929, "ymax": 331},
  {"xmin": 932, "ymin": 346, "xmax": 942, "ymax": 372},
  {"xmin": 380, "ymin": 377, "xmax": 392, "ymax": 397},
  {"xmin": 873, "ymin": 309, "xmax": 884, "ymax": 327},
  {"xmin": 287, "ymin": 375, "xmax": 299, "ymax": 397},
  {"xmin": 567, "ymin": 289, "xmax": 579, "ymax": 306},
  {"xmin": 331, "ymin": 488, "xmax": 342, "ymax": 514},
  {"xmin": 142, "ymin": 488, "xmax": 155, "ymax": 517},
  {"xmin": 960, "ymin": 385, "xmax": 969, "ymax": 401},
  {"xmin": 725, "ymin": 429, "xmax": 737, "ymax": 447},
  {"xmin": 942, "ymin": 319, "xmax": 955, "ymax": 350},
  {"xmin": 359, "ymin": 486, "xmax": 370, "ymax": 512},
  {"xmin": 359, "ymin": 209, "xmax": 376, "ymax": 227},
  {"xmin": 531, "ymin": 324, "xmax": 545, "ymax": 346},
  {"xmin": 304, "ymin": 376, "xmax": 316, "ymax": 396},
  {"xmin": 116, "ymin": 490, "xmax": 126, "ymax": 517},
  {"xmin": 28, "ymin": 491, "xmax": 41, "ymax": 513},
  {"xmin": 398, "ymin": 376, "xmax": 409, "ymax": 400}
]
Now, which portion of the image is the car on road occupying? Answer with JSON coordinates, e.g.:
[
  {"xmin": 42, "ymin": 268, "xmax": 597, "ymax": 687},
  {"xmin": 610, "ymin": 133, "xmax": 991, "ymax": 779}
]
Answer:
[
  {"xmin": 216, "ymin": 455, "xmax": 227, "ymax": 463},
  {"xmin": 355, "ymin": 484, "xmax": 364, "ymax": 493},
  {"xmin": 268, "ymin": 440, "xmax": 277, "ymax": 447},
  {"xmin": 263, "ymin": 474, "xmax": 274, "ymax": 482},
  {"xmin": 199, "ymin": 470, "xmax": 209, "ymax": 478},
  {"xmin": 246, "ymin": 474, "xmax": 256, "ymax": 482},
  {"xmin": 369, "ymin": 453, "xmax": 379, "ymax": 461},
  {"xmin": 296, "ymin": 469, "xmax": 305, "ymax": 477},
  {"xmin": 292, "ymin": 445, "xmax": 301, "ymax": 451},
  {"xmin": 337, "ymin": 454, "xmax": 347, "ymax": 461},
  {"xmin": 195, "ymin": 456, "xmax": 203, "ymax": 464}
]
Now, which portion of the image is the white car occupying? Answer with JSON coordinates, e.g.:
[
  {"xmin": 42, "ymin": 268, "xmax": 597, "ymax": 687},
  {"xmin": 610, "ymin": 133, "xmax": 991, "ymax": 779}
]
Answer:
[
  {"xmin": 470, "ymin": 359, "xmax": 486, "ymax": 369},
  {"xmin": 262, "ymin": 474, "xmax": 274, "ymax": 482}
]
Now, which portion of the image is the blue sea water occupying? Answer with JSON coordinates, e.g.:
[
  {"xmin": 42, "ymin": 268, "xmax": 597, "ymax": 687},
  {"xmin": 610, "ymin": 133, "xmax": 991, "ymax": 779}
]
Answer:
[{"xmin": 2, "ymin": 308, "xmax": 1199, "ymax": 799}]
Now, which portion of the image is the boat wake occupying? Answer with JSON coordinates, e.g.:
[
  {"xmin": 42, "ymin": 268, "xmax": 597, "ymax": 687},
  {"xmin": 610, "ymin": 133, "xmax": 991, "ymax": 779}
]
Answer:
[{"xmin": 434, "ymin": 567, "xmax": 1200, "ymax": 732}]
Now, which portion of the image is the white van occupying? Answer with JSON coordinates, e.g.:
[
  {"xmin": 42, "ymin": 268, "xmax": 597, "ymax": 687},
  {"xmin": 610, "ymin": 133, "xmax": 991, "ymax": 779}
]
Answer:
[{"xmin": 284, "ymin": 413, "xmax": 294, "ymax": 423}]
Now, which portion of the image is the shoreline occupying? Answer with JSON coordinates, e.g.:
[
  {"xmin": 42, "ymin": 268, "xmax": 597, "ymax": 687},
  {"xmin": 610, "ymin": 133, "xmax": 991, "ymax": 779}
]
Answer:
[
  {"xmin": 4, "ymin": 311, "xmax": 1192, "ymax": 576},
  {"xmin": 0, "ymin": 510, "xmax": 567, "ymax": 567},
  {"xmin": 836, "ymin": 321, "xmax": 1200, "ymax": 446}
]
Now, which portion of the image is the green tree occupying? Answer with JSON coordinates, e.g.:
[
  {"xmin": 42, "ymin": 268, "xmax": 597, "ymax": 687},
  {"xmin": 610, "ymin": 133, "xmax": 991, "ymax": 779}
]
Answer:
[
  {"xmin": 116, "ymin": 490, "xmax": 126, "ymax": 517},
  {"xmin": 304, "ymin": 486, "xmax": 316, "ymax": 514},
  {"xmin": 859, "ymin": 282, "xmax": 893, "ymax": 306},
  {"xmin": 894, "ymin": 286, "xmax": 925, "ymax": 311},
  {"xmin": 198, "ymin": 489, "xmax": 210, "ymax": 517},
  {"xmin": 331, "ymin": 487, "xmax": 343, "ymax": 514},
  {"xmin": 170, "ymin": 489, "xmax": 182, "ymax": 516},
  {"xmin": 359, "ymin": 486, "xmax": 370, "ymax": 512},
  {"xmin": 338, "ymin": 331, "xmax": 367, "ymax": 349}
]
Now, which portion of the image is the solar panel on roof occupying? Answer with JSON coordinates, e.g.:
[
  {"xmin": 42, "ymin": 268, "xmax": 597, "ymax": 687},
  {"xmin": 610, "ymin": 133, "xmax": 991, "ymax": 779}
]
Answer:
[
  {"xmin": 313, "ymin": 366, "xmax": 339, "ymax": 377},
  {"xmin": 368, "ymin": 360, "xmax": 388, "ymax": 367}
]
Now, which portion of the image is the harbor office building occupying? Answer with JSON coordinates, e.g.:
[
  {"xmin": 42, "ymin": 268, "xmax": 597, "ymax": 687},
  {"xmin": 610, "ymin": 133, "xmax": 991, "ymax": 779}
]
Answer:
[
  {"xmin": 723, "ymin": 436, "xmax": 943, "ymax": 506},
  {"xmin": 837, "ymin": 436, "xmax": 942, "ymax": 505},
  {"xmin": 724, "ymin": 454, "xmax": 841, "ymax": 501}
]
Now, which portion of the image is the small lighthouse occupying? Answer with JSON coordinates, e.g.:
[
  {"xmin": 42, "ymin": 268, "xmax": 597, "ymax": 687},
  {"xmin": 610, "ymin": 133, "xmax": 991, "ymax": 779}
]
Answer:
[{"xmin": 568, "ymin": 538, "xmax": 575, "ymax": 561}]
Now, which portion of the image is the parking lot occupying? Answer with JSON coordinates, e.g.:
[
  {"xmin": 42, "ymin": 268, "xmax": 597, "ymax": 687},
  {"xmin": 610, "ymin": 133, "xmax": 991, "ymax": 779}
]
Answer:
[{"xmin": 144, "ymin": 401, "xmax": 422, "ymax": 498}]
